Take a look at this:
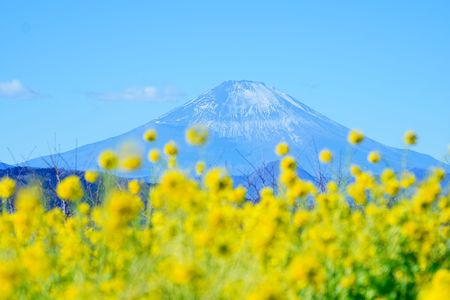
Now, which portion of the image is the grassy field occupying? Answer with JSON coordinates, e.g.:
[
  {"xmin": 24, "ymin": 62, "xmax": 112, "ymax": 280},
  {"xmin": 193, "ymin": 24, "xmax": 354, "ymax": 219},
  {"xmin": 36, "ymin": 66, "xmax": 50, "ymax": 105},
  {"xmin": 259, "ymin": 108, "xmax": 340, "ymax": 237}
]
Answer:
[{"xmin": 0, "ymin": 128, "xmax": 449, "ymax": 299}]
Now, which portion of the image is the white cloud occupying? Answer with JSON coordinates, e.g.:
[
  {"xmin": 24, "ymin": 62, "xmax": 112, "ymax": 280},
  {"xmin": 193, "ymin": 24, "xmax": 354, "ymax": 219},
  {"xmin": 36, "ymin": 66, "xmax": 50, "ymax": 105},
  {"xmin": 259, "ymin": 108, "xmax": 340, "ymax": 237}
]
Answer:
[
  {"xmin": 0, "ymin": 79, "xmax": 38, "ymax": 99},
  {"xmin": 90, "ymin": 85, "xmax": 183, "ymax": 101}
]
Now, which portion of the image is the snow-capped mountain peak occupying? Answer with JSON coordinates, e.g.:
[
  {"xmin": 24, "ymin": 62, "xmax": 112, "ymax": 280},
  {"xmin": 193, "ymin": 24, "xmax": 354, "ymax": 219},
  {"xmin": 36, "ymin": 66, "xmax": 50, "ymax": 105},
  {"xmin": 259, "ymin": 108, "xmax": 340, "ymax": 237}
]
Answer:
[{"xmin": 156, "ymin": 80, "xmax": 341, "ymax": 140}]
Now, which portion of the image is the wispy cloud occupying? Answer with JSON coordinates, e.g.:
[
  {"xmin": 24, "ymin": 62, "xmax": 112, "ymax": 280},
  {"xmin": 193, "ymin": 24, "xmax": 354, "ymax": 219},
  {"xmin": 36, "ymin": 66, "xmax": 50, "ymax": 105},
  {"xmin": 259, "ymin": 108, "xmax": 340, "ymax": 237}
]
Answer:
[
  {"xmin": 0, "ymin": 79, "xmax": 38, "ymax": 99},
  {"xmin": 88, "ymin": 85, "xmax": 184, "ymax": 101}
]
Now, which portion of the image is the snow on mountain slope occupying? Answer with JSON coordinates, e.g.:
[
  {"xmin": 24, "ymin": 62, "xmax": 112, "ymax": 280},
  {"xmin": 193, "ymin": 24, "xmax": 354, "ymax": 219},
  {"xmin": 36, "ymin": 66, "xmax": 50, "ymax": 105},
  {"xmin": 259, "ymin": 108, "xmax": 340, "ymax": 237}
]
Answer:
[
  {"xmin": 24, "ymin": 80, "xmax": 449, "ymax": 179},
  {"xmin": 158, "ymin": 80, "xmax": 343, "ymax": 142}
]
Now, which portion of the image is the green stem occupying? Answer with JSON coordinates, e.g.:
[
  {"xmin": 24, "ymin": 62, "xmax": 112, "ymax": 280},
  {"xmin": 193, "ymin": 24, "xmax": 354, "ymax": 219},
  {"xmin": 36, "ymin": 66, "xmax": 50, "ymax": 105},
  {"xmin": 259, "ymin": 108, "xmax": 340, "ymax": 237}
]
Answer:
[{"xmin": 1, "ymin": 198, "xmax": 8, "ymax": 214}]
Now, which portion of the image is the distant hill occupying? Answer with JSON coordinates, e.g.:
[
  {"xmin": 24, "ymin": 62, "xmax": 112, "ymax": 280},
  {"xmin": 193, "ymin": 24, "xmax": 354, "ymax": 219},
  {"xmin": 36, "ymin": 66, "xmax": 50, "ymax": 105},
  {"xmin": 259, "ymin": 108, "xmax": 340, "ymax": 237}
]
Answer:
[
  {"xmin": 0, "ymin": 162, "xmax": 11, "ymax": 170},
  {"xmin": 0, "ymin": 167, "xmax": 86, "ymax": 208},
  {"xmin": 0, "ymin": 167, "xmax": 153, "ymax": 209}
]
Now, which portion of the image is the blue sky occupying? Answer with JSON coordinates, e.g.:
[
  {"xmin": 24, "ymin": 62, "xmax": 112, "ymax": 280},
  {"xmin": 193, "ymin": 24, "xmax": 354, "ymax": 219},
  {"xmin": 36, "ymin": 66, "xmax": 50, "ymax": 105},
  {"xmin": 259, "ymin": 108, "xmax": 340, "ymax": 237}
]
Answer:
[{"xmin": 1, "ymin": 0, "xmax": 449, "ymax": 165}]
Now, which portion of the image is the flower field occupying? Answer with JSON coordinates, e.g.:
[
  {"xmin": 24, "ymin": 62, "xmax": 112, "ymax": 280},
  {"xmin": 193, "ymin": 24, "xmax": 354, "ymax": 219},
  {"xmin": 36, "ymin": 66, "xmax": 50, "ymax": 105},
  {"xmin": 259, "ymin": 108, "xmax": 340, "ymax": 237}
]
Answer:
[{"xmin": 0, "ymin": 128, "xmax": 449, "ymax": 300}]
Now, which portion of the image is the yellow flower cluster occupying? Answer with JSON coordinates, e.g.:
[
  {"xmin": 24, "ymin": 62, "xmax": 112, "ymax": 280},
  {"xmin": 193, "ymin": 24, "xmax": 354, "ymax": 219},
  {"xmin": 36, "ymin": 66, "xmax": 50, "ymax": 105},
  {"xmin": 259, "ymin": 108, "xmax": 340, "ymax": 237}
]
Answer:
[
  {"xmin": 0, "ymin": 176, "xmax": 16, "ymax": 200},
  {"xmin": 84, "ymin": 170, "xmax": 98, "ymax": 183},
  {"xmin": 56, "ymin": 175, "xmax": 84, "ymax": 201},
  {"xmin": 275, "ymin": 142, "xmax": 289, "ymax": 156},
  {"xmin": 319, "ymin": 149, "xmax": 333, "ymax": 163},
  {"xmin": 195, "ymin": 161, "xmax": 206, "ymax": 175},
  {"xmin": 0, "ymin": 126, "xmax": 448, "ymax": 299},
  {"xmin": 98, "ymin": 149, "xmax": 119, "ymax": 170},
  {"xmin": 128, "ymin": 179, "xmax": 141, "ymax": 195},
  {"xmin": 120, "ymin": 154, "xmax": 142, "ymax": 171},
  {"xmin": 404, "ymin": 130, "xmax": 418, "ymax": 146},
  {"xmin": 143, "ymin": 128, "xmax": 157, "ymax": 142},
  {"xmin": 164, "ymin": 141, "xmax": 178, "ymax": 157},
  {"xmin": 185, "ymin": 125, "xmax": 208, "ymax": 146},
  {"xmin": 368, "ymin": 150, "xmax": 381, "ymax": 164},
  {"xmin": 348, "ymin": 129, "xmax": 365, "ymax": 145},
  {"xmin": 148, "ymin": 149, "xmax": 160, "ymax": 163}
]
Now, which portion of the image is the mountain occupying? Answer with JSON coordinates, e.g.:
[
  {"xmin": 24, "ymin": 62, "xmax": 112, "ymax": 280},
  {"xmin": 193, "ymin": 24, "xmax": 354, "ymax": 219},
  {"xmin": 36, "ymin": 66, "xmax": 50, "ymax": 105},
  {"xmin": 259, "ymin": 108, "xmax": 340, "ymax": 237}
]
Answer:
[
  {"xmin": 24, "ymin": 80, "xmax": 449, "ymax": 179},
  {"xmin": 0, "ymin": 162, "xmax": 11, "ymax": 170}
]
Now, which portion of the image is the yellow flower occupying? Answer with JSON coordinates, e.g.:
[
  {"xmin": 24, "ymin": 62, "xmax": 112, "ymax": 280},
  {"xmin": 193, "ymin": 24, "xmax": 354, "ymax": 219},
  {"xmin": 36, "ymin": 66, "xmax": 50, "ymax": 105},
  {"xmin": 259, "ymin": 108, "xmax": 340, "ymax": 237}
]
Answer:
[
  {"xmin": 0, "ymin": 177, "xmax": 16, "ymax": 199},
  {"xmin": 381, "ymin": 168, "xmax": 395, "ymax": 182},
  {"xmin": 350, "ymin": 165, "xmax": 361, "ymax": 176},
  {"xmin": 15, "ymin": 185, "xmax": 43, "ymax": 213},
  {"xmin": 347, "ymin": 183, "xmax": 366, "ymax": 205},
  {"xmin": 404, "ymin": 130, "xmax": 417, "ymax": 146},
  {"xmin": 104, "ymin": 190, "xmax": 143, "ymax": 229},
  {"xmin": 118, "ymin": 143, "xmax": 142, "ymax": 171},
  {"xmin": 229, "ymin": 185, "xmax": 247, "ymax": 204},
  {"xmin": 0, "ymin": 260, "xmax": 19, "ymax": 297},
  {"xmin": 56, "ymin": 175, "xmax": 84, "ymax": 201},
  {"xmin": 275, "ymin": 142, "xmax": 289, "ymax": 156},
  {"xmin": 167, "ymin": 156, "xmax": 177, "ymax": 168},
  {"xmin": 289, "ymin": 180, "xmax": 314, "ymax": 199},
  {"xmin": 185, "ymin": 125, "xmax": 208, "ymax": 146},
  {"xmin": 100, "ymin": 278, "xmax": 125, "ymax": 295},
  {"xmin": 169, "ymin": 262, "xmax": 196, "ymax": 285},
  {"xmin": 246, "ymin": 281, "xmax": 282, "ymax": 300},
  {"xmin": 368, "ymin": 151, "xmax": 381, "ymax": 164},
  {"xmin": 319, "ymin": 149, "xmax": 333, "ymax": 164},
  {"xmin": 77, "ymin": 203, "xmax": 90, "ymax": 214},
  {"xmin": 289, "ymin": 254, "xmax": 325, "ymax": 289},
  {"xmin": 159, "ymin": 170, "xmax": 187, "ymax": 193},
  {"xmin": 419, "ymin": 269, "xmax": 450, "ymax": 300},
  {"xmin": 148, "ymin": 149, "xmax": 160, "ymax": 163},
  {"xmin": 204, "ymin": 168, "xmax": 232, "ymax": 193},
  {"xmin": 400, "ymin": 171, "xmax": 416, "ymax": 188},
  {"xmin": 432, "ymin": 167, "xmax": 445, "ymax": 182},
  {"xmin": 84, "ymin": 170, "xmax": 99, "ymax": 183},
  {"xmin": 327, "ymin": 181, "xmax": 339, "ymax": 192},
  {"xmin": 143, "ymin": 128, "xmax": 157, "ymax": 142},
  {"xmin": 340, "ymin": 274, "xmax": 356, "ymax": 289},
  {"xmin": 384, "ymin": 180, "xmax": 400, "ymax": 197},
  {"xmin": 280, "ymin": 156, "xmax": 296, "ymax": 171},
  {"xmin": 128, "ymin": 179, "xmax": 141, "ymax": 195},
  {"xmin": 98, "ymin": 150, "xmax": 119, "ymax": 170},
  {"xmin": 195, "ymin": 161, "xmax": 206, "ymax": 175},
  {"xmin": 193, "ymin": 230, "xmax": 210, "ymax": 247},
  {"xmin": 279, "ymin": 170, "xmax": 298, "ymax": 188},
  {"xmin": 120, "ymin": 155, "xmax": 142, "ymax": 171},
  {"xmin": 293, "ymin": 210, "xmax": 310, "ymax": 228},
  {"xmin": 164, "ymin": 141, "xmax": 178, "ymax": 156},
  {"xmin": 348, "ymin": 129, "xmax": 365, "ymax": 145},
  {"xmin": 260, "ymin": 187, "xmax": 274, "ymax": 199}
]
